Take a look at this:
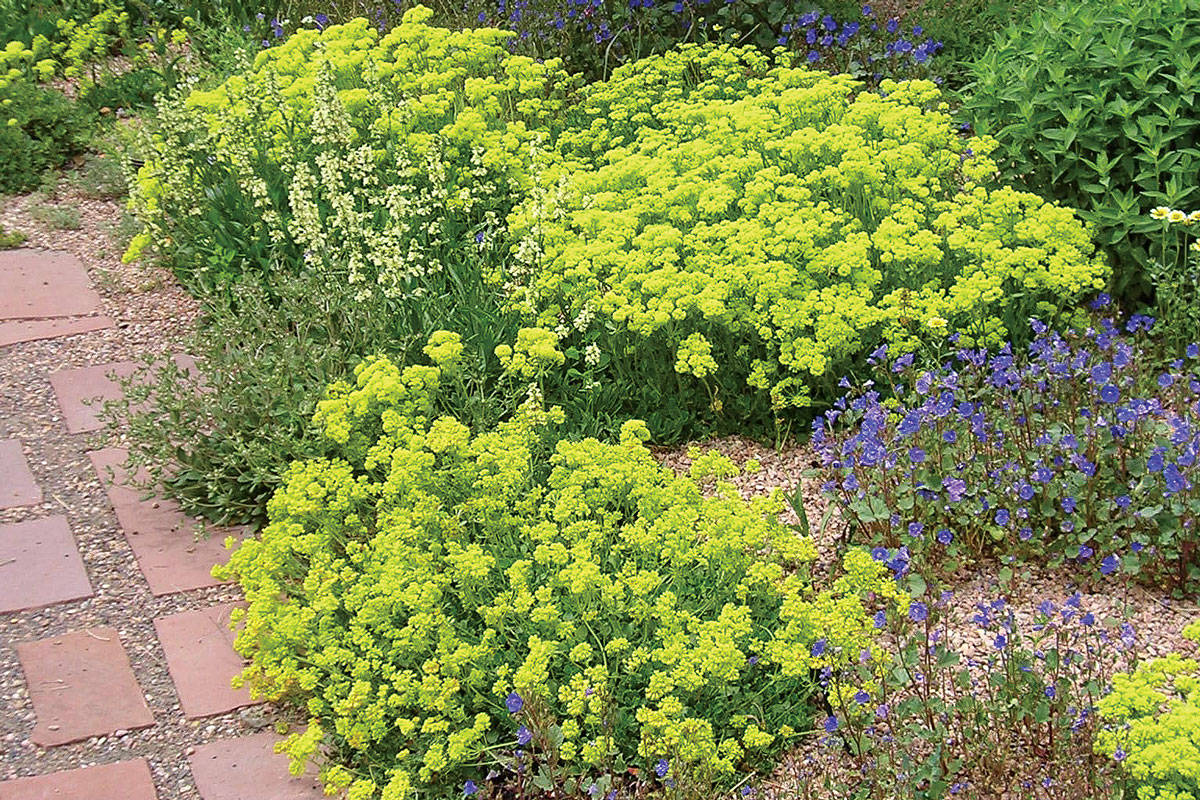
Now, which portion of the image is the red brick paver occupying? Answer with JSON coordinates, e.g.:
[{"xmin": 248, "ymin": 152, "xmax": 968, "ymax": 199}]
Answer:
[
  {"xmin": 88, "ymin": 448, "xmax": 242, "ymax": 596},
  {"xmin": 155, "ymin": 603, "xmax": 258, "ymax": 719},
  {"xmin": 48, "ymin": 361, "xmax": 137, "ymax": 434},
  {"xmin": 0, "ymin": 438, "xmax": 43, "ymax": 509},
  {"xmin": 189, "ymin": 733, "xmax": 324, "ymax": 800},
  {"xmin": 49, "ymin": 355, "xmax": 201, "ymax": 434},
  {"xmin": 0, "ymin": 516, "xmax": 92, "ymax": 613},
  {"xmin": 17, "ymin": 627, "xmax": 155, "ymax": 747},
  {"xmin": 0, "ymin": 316, "xmax": 115, "ymax": 348},
  {"xmin": 0, "ymin": 758, "xmax": 158, "ymax": 800},
  {"xmin": 0, "ymin": 249, "xmax": 103, "ymax": 320}
]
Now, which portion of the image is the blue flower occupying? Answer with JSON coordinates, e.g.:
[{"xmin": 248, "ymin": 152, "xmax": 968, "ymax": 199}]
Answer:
[
  {"xmin": 811, "ymin": 638, "xmax": 827, "ymax": 657},
  {"xmin": 1077, "ymin": 544, "xmax": 1094, "ymax": 561},
  {"xmin": 1099, "ymin": 384, "xmax": 1119, "ymax": 403},
  {"xmin": 873, "ymin": 609, "xmax": 886, "ymax": 628},
  {"xmin": 1188, "ymin": 343, "xmax": 1199, "ymax": 359},
  {"xmin": 908, "ymin": 521, "xmax": 924, "ymax": 538},
  {"xmin": 871, "ymin": 546, "xmax": 888, "ymax": 561},
  {"xmin": 909, "ymin": 601, "xmax": 928, "ymax": 622},
  {"xmin": 862, "ymin": 4, "xmax": 872, "ymax": 15},
  {"xmin": 909, "ymin": 447, "xmax": 926, "ymax": 463},
  {"xmin": 823, "ymin": 715, "xmax": 839, "ymax": 732},
  {"xmin": 943, "ymin": 429, "xmax": 957, "ymax": 443},
  {"xmin": 506, "ymin": 692, "xmax": 524, "ymax": 714},
  {"xmin": 655, "ymin": 759, "xmax": 670, "ymax": 778},
  {"xmin": 937, "ymin": 528, "xmax": 953, "ymax": 545},
  {"xmin": 1044, "ymin": 685, "xmax": 1056, "ymax": 699},
  {"xmin": 1158, "ymin": 373, "xmax": 1174, "ymax": 388},
  {"xmin": 807, "ymin": 50, "xmax": 819, "ymax": 62},
  {"xmin": 993, "ymin": 634, "xmax": 1007, "ymax": 649},
  {"xmin": 995, "ymin": 508, "xmax": 1010, "ymax": 526},
  {"xmin": 854, "ymin": 689, "xmax": 870, "ymax": 704},
  {"xmin": 517, "ymin": 725, "xmax": 532, "ymax": 745},
  {"xmin": 1100, "ymin": 554, "xmax": 1119, "ymax": 575},
  {"xmin": 464, "ymin": 780, "xmax": 479, "ymax": 796},
  {"xmin": 886, "ymin": 17, "xmax": 898, "ymax": 32}
]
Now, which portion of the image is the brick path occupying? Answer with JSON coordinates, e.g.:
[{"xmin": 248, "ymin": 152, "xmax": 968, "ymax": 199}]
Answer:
[{"xmin": 0, "ymin": 249, "xmax": 323, "ymax": 799}]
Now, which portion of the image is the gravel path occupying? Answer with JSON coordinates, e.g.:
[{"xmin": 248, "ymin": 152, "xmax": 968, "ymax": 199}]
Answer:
[{"xmin": 0, "ymin": 187, "xmax": 303, "ymax": 797}]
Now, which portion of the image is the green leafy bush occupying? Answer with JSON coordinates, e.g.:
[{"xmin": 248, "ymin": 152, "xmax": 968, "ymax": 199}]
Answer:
[
  {"xmin": 1097, "ymin": 619, "xmax": 1200, "ymax": 800},
  {"xmin": 962, "ymin": 0, "xmax": 1200, "ymax": 300},
  {"xmin": 519, "ymin": 45, "xmax": 1105, "ymax": 438},
  {"xmin": 0, "ymin": 47, "xmax": 90, "ymax": 193},
  {"xmin": 215, "ymin": 354, "xmax": 905, "ymax": 799}
]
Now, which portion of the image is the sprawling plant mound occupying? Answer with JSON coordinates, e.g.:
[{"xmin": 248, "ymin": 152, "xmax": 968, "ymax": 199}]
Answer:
[
  {"xmin": 216, "ymin": 354, "xmax": 903, "ymax": 800},
  {"xmin": 515, "ymin": 46, "xmax": 1106, "ymax": 435},
  {"xmin": 1097, "ymin": 619, "xmax": 1200, "ymax": 800},
  {"xmin": 128, "ymin": 8, "xmax": 576, "ymax": 292},
  {"xmin": 963, "ymin": 0, "xmax": 1200, "ymax": 300}
]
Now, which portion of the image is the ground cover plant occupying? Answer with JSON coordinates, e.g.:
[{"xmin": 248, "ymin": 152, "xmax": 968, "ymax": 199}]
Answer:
[
  {"xmin": 813, "ymin": 302, "xmax": 1200, "ymax": 593},
  {"xmin": 214, "ymin": 353, "xmax": 908, "ymax": 800},
  {"xmin": 520, "ymin": 45, "xmax": 1105, "ymax": 440},
  {"xmin": 1097, "ymin": 618, "xmax": 1200, "ymax": 800},
  {"xmin": 796, "ymin": 587, "xmax": 1134, "ymax": 799},
  {"xmin": 963, "ymin": 0, "xmax": 1200, "ymax": 304}
]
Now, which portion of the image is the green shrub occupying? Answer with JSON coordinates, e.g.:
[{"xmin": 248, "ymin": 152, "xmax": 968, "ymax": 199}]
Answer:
[
  {"xmin": 962, "ymin": 0, "xmax": 1200, "ymax": 301},
  {"xmin": 518, "ymin": 45, "xmax": 1106, "ymax": 439},
  {"xmin": 215, "ymin": 353, "xmax": 905, "ymax": 800},
  {"xmin": 1096, "ymin": 619, "xmax": 1200, "ymax": 800},
  {"xmin": 0, "ymin": 53, "xmax": 90, "ymax": 193},
  {"xmin": 127, "ymin": 11, "xmax": 576, "ymax": 291}
]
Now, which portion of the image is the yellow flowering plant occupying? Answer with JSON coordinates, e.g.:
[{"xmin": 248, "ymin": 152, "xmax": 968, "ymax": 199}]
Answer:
[
  {"xmin": 215, "ymin": 354, "xmax": 902, "ymax": 799},
  {"xmin": 510, "ymin": 44, "xmax": 1107, "ymax": 440},
  {"xmin": 1096, "ymin": 619, "xmax": 1200, "ymax": 800}
]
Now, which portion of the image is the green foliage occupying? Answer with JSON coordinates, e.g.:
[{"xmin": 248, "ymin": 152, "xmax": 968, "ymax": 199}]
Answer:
[
  {"xmin": 0, "ymin": 58, "xmax": 90, "ymax": 193},
  {"xmin": 520, "ymin": 46, "xmax": 1105, "ymax": 438},
  {"xmin": 812, "ymin": 590, "xmax": 1127, "ymax": 798},
  {"xmin": 215, "ymin": 353, "xmax": 904, "ymax": 799},
  {"xmin": 1097, "ymin": 619, "xmax": 1200, "ymax": 800},
  {"xmin": 102, "ymin": 271, "xmax": 442, "ymax": 527},
  {"xmin": 962, "ymin": 0, "xmax": 1200, "ymax": 301},
  {"xmin": 0, "ymin": 223, "xmax": 27, "ymax": 247},
  {"xmin": 1145, "ymin": 209, "xmax": 1200, "ymax": 359}
]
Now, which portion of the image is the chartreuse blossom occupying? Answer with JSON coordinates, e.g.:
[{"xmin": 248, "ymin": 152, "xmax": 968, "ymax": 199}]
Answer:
[
  {"xmin": 215, "ymin": 354, "xmax": 897, "ymax": 799},
  {"xmin": 1097, "ymin": 619, "xmax": 1200, "ymax": 800},
  {"xmin": 513, "ymin": 45, "xmax": 1105, "ymax": 412}
]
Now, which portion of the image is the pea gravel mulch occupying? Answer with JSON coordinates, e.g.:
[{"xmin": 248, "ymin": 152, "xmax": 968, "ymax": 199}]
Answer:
[
  {"xmin": 1, "ymin": 181, "xmax": 1197, "ymax": 799},
  {"xmin": 0, "ymin": 187, "xmax": 293, "ymax": 797}
]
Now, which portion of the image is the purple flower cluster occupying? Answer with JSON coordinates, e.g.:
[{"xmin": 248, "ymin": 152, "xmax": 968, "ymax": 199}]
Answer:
[
  {"xmin": 778, "ymin": 5, "xmax": 943, "ymax": 85},
  {"xmin": 815, "ymin": 307, "xmax": 1200, "ymax": 590}
]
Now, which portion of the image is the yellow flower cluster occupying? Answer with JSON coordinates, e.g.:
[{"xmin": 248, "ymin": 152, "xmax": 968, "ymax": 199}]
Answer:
[
  {"xmin": 514, "ymin": 47, "xmax": 1107, "ymax": 410},
  {"xmin": 216, "ymin": 353, "xmax": 898, "ymax": 798},
  {"xmin": 127, "ymin": 8, "xmax": 578, "ymax": 293},
  {"xmin": 494, "ymin": 327, "xmax": 565, "ymax": 378},
  {"xmin": 1096, "ymin": 619, "xmax": 1200, "ymax": 800}
]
